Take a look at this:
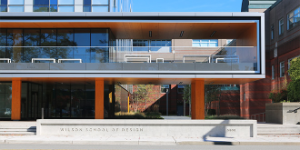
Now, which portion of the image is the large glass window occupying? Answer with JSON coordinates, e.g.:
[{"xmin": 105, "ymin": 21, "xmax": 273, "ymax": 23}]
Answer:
[
  {"xmin": 91, "ymin": 29, "xmax": 109, "ymax": 63},
  {"xmin": 92, "ymin": 6, "xmax": 108, "ymax": 12},
  {"xmin": 279, "ymin": 18, "xmax": 284, "ymax": 35},
  {"xmin": 287, "ymin": 6, "xmax": 300, "ymax": 30},
  {"xmin": 74, "ymin": 29, "xmax": 90, "ymax": 46},
  {"xmin": 0, "ymin": 0, "xmax": 7, "ymax": 12},
  {"xmin": 83, "ymin": 0, "xmax": 91, "ymax": 12},
  {"xmin": 92, "ymin": 0, "xmax": 108, "ymax": 4},
  {"xmin": 33, "ymin": 0, "xmax": 49, "ymax": 12},
  {"xmin": 57, "ymin": 29, "xmax": 74, "ymax": 46},
  {"xmin": 0, "ymin": 82, "xmax": 12, "ymax": 119},
  {"xmin": 24, "ymin": 29, "xmax": 40, "ymax": 46},
  {"xmin": 50, "ymin": 0, "xmax": 57, "ymax": 12},
  {"xmin": 280, "ymin": 61, "xmax": 285, "ymax": 77},
  {"xmin": 192, "ymin": 39, "xmax": 218, "ymax": 47},
  {"xmin": 58, "ymin": 6, "xmax": 74, "ymax": 12},
  {"xmin": 1, "ymin": 28, "xmax": 110, "ymax": 63},
  {"xmin": 91, "ymin": 29, "xmax": 108, "ymax": 46},
  {"xmin": 0, "ymin": 29, "xmax": 6, "ymax": 46},
  {"xmin": 8, "ymin": 0, "xmax": 23, "ymax": 5},
  {"xmin": 58, "ymin": 0, "xmax": 73, "ymax": 5},
  {"xmin": 8, "ymin": 5, "xmax": 23, "ymax": 12},
  {"xmin": 41, "ymin": 29, "xmax": 56, "ymax": 46},
  {"xmin": 58, "ymin": 0, "xmax": 73, "ymax": 12},
  {"xmin": 8, "ymin": 0, "xmax": 23, "ymax": 12}
]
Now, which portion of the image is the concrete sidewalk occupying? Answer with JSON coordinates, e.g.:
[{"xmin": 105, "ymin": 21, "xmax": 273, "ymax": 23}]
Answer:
[{"xmin": 0, "ymin": 135, "xmax": 300, "ymax": 145}]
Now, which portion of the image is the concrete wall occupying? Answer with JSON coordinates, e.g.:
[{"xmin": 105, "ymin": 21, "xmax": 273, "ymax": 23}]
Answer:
[
  {"xmin": 266, "ymin": 103, "xmax": 300, "ymax": 125},
  {"xmin": 36, "ymin": 119, "xmax": 257, "ymax": 138}
]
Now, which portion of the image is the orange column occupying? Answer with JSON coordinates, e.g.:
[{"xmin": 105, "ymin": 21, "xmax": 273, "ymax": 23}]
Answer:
[
  {"xmin": 11, "ymin": 78, "xmax": 22, "ymax": 120},
  {"xmin": 95, "ymin": 79, "xmax": 104, "ymax": 119},
  {"xmin": 191, "ymin": 80, "xmax": 205, "ymax": 119}
]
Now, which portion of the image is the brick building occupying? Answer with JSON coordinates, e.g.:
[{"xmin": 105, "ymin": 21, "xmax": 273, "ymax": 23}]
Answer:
[{"xmin": 241, "ymin": 0, "xmax": 300, "ymax": 121}]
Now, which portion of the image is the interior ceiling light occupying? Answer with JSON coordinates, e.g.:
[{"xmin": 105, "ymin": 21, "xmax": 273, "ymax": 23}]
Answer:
[
  {"xmin": 149, "ymin": 31, "xmax": 152, "ymax": 37},
  {"xmin": 210, "ymin": 31, "xmax": 216, "ymax": 37},
  {"xmin": 180, "ymin": 31, "xmax": 184, "ymax": 37}
]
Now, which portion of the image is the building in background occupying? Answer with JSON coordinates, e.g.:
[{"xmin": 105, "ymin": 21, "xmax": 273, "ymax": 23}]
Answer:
[
  {"xmin": 240, "ymin": 0, "xmax": 300, "ymax": 121},
  {"xmin": 0, "ymin": 0, "xmax": 132, "ymax": 13},
  {"xmin": 241, "ymin": 0, "xmax": 277, "ymax": 12}
]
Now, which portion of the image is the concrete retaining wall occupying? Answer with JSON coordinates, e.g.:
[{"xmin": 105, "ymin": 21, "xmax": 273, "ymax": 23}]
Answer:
[
  {"xmin": 36, "ymin": 119, "xmax": 257, "ymax": 138},
  {"xmin": 266, "ymin": 103, "xmax": 300, "ymax": 125}
]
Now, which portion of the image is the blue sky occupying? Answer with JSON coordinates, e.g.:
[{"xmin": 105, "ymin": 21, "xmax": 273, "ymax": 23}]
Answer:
[{"xmin": 133, "ymin": 0, "xmax": 243, "ymax": 12}]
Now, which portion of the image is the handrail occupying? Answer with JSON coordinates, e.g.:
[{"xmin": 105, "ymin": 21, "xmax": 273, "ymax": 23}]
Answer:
[
  {"xmin": 32, "ymin": 58, "xmax": 56, "ymax": 63},
  {"xmin": 0, "ymin": 58, "xmax": 11, "ymax": 63},
  {"xmin": 58, "ymin": 59, "xmax": 82, "ymax": 63}
]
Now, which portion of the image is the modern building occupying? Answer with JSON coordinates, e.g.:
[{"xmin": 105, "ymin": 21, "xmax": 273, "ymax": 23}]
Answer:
[
  {"xmin": 239, "ymin": 0, "xmax": 300, "ymax": 121},
  {"xmin": 0, "ymin": 0, "xmax": 265, "ymax": 121}
]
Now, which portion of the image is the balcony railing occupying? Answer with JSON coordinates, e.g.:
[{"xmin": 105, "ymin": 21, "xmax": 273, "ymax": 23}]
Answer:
[{"xmin": 0, "ymin": 46, "xmax": 258, "ymax": 72}]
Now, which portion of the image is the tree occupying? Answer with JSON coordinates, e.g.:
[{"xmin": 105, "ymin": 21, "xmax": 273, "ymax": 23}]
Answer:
[
  {"xmin": 287, "ymin": 57, "xmax": 300, "ymax": 102},
  {"xmin": 269, "ymin": 76, "xmax": 288, "ymax": 103},
  {"xmin": 182, "ymin": 85, "xmax": 191, "ymax": 116},
  {"xmin": 132, "ymin": 85, "xmax": 149, "ymax": 112},
  {"xmin": 205, "ymin": 85, "xmax": 222, "ymax": 116}
]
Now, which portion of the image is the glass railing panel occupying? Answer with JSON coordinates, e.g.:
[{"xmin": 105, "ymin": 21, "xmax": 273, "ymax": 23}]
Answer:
[{"xmin": 0, "ymin": 46, "xmax": 259, "ymax": 72}]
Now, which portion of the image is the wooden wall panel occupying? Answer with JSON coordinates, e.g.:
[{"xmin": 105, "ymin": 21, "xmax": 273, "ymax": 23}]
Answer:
[
  {"xmin": 0, "ymin": 22, "xmax": 257, "ymax": 40},
  {"xmin": 95, "ymin": 79, "xmax": 104, "ymax": 119},
  {"xmin": 191, "ymin": 80, "xmax": 205, "ymax": 119},
  {"xmin": 11, "ymin": 78, "xmax": 22, "ymax": 120}
]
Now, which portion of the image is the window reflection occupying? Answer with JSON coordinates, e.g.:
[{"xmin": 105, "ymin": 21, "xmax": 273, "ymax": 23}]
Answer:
[{"xmin": 0, "ymin": 83, "xmax": 12, "ymax": 119}]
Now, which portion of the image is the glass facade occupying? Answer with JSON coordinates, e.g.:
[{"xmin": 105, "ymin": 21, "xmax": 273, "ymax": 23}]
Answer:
[
  {"xmin": 0, "ymin": 28, "xmax": 110, "ymax": 63},
  {"xmin": 0, "ymin": 82, "xmax": 12, "ymax": 119},
  {"xmin": 19, "ymin": 81, "xmax": 95, "ymax": 120},
  {"xmin": 0, "ymin": 0, "xmax": 7, "ymax": 12}
]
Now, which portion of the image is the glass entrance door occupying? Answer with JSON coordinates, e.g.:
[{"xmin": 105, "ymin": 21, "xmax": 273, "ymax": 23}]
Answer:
[{"xmin": 21, "ymin": 82, "xmax": 42, "ymax": 120}]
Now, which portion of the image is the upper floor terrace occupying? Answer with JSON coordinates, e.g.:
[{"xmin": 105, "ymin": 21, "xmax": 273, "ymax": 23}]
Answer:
[{"xmin": 0, "ymin": 12, "xmax": 265, "ymax": 84}]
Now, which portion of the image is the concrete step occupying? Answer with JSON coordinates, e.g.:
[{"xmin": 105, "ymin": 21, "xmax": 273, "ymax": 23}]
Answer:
[
  {"xmin": 0, "ymin": 128, "xmax": 36, "ymax": 132},
  {"xmin": 0, "ymin": 132, "xmax": 36, "ymax": 136},
  {"xmin": 257, "ymin": 124, "xmax": 300, "ymax": 136},
  {"xmin": 0, "ymin": 125, "xmax": 36, "ymax": 136},
  {"xmin": 257, "ymin": 129, "xmax": 300, "ymax": 132}
]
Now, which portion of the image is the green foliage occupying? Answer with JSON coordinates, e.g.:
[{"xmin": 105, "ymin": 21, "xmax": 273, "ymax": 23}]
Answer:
[
  {"xmin": 205, "ymin": 115, "xmax": 245, "ymax": 120},
  {"xmin": 112, "ymin": 112, "xmax": 163, "ymax": 119},
  {"xmin": 280, "ymin": 100, "xmax": 290, "ymax": 103},
  {"xmin": 205, "ymin": 85, "xmax": 222, "ymax": 103},
  {"xmin": 132, "ymin": 84, "xmax": 149, "ymax": 102},
  {"xmin": 287, "ymin": 57, "xmax": 300, "ymax": 102},
  {"xmin": 207, "ymin": 109, "xmax": 216, "ymax": 116},
  {"xmin": 269, "ymin": 90, "xmax": 288, "ymax": 103}
]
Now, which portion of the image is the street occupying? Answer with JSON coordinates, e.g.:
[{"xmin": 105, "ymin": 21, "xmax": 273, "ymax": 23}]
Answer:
[{"xmin": 0, "ymin": 144, "xmax": 299, "ymax": 150}]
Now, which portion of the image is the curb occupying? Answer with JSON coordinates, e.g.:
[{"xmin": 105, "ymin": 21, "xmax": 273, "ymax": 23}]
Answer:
[{"xmin": 2, "ymin": 140, "xmax": 300, "ymax": 145}]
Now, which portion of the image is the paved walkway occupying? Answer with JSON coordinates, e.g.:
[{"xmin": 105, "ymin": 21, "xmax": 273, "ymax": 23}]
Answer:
[
  {"xmin": 0, "ymin": 135, "xmax": 299, "ymax": 145},
  {"xmin": 162, "ymin": 116, "xmax": 191, "ymax": 120}
]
